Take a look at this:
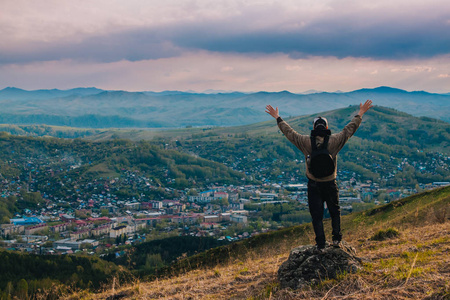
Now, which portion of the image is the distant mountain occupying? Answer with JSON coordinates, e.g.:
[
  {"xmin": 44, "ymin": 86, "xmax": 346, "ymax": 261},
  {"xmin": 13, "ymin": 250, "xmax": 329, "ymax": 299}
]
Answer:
[
  {"xmin": 300, "ymin": 89, "xmax": 324, "ymax": 94},
  {"xmin": 0, "ymin": 86, "xmax": 449, "ymax": 128},
  {"xmin": 0, "ymin": 87, "xmax": 104, "ymax": 100}
]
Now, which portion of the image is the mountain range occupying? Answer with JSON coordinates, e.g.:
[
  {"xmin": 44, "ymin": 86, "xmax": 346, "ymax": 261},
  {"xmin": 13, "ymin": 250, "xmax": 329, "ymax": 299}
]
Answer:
[{"xmin": 0, "ymin": 86, "xmax": 449, "ymax": 128}]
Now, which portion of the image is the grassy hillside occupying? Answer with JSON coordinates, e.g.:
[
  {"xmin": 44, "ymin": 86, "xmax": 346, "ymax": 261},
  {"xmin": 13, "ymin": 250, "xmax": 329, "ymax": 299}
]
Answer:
[
  {"xmin": 88, "ymin": 105, "xmax": 450, "ymax": 150},
  {"xmin": 0, "ymin": 124, "xmax": 102, "ymax": 139},
  {"xmin": 78, "ymin": 185, "xmax": 449, "ymax": 299}
]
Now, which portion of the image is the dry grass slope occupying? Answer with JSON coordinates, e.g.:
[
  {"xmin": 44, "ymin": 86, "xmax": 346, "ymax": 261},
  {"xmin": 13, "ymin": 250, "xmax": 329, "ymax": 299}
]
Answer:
[{"xmin": 68, "ymin": 187, "xmax": 450, "ymax": 300}]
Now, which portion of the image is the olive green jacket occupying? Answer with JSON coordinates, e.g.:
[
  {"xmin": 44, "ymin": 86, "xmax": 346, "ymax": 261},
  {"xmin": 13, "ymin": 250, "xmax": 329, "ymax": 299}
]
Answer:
[{"xmin": 277, "ymin": 115, "xmax": 362, "ymax": 182}]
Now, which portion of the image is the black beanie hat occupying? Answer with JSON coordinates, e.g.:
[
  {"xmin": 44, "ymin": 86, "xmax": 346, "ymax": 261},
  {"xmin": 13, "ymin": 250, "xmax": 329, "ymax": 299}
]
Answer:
[{"xmin": 313, "ymin": 117, "xmax": 328, "ymax": 130}]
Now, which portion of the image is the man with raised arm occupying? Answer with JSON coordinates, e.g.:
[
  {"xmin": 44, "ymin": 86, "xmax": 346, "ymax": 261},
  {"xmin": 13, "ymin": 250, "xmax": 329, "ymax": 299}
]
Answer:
[{"xmin": 265, "ymin": 100, "xmax": 373, "ymax": 250}]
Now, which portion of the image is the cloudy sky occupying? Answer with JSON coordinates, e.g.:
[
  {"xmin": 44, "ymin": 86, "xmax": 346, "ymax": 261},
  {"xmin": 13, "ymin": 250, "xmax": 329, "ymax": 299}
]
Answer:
[{"xmin": 1, "ymin": 0, "xmax": 449, "ymax": 93}]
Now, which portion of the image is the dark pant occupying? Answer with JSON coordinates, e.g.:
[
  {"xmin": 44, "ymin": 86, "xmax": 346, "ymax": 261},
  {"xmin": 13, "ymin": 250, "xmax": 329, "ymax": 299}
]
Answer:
[{"xmin": 307, "ymin": 179, "xmax": 341, "ymax": 247}]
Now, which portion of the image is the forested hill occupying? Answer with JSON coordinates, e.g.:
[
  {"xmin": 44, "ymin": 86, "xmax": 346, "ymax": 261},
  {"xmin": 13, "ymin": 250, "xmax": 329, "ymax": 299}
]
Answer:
[
  {"xmin": 0, "ymin": 106, "xmax": 448, "ymax": 189},
  {"xmin": 0, "ymin": 133, "xmax": 249, "ymax": 203},
  {"xmin": 88, "ymin": 105, "xmax": 450, "ymax": 186}
]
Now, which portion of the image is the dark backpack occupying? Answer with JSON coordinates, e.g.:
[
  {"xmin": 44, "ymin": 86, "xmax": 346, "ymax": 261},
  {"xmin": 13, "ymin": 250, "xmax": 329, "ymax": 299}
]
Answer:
[{"xmin": 309, "ymin": 135, "xmax": 335, "ymax": 178}]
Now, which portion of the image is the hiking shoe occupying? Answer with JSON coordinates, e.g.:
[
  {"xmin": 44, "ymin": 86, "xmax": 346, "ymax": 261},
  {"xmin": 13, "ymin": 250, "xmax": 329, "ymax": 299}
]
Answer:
[
  {"xmin": 315, "ymin": 244, "xmax": 326, "ymax": 253},
  {"xmin": 332, "ymin": 240, "xmax": 341, "ymax": 248}
]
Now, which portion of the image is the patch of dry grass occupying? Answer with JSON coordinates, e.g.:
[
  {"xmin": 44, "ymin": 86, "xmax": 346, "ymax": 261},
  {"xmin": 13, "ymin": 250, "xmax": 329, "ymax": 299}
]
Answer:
[{"xmin": 72, "ymin": 219, "xmax": 449, "ymax": 300}]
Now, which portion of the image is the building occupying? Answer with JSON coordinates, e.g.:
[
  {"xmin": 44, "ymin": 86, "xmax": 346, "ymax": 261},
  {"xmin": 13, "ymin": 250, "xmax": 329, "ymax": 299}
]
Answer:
[
  {"xmin": 203, "ymin": 215, "xmax": 220, "ymax": 223},
  {"xmin": 141, "ymin": 201, "xmax": 163, "ymax": 210},
  {"xmin": 10, "ymin": 217, "xmax": 44, "ymax": 226},
  {"xmin": 214, "ymin": 192, "xmax": 228, "ymax": 199},
  {"xmin": 50, "ymin": 223, "xmax": 69, "ymax": 233},
  {"xmin": 220, "ymin": 213, "xmax": 231, "ymax": 222},
  {"xmin": 284, "ymin": 184, "xmax": 308, "ymax": 191},
  {"xmin": 229, "ymin": 202, "xmax": 244, "ymax": 210},
  {"xmin": 110, "ymin": 225, "xmax": 129, "ymax": 238},
  {"xmin": 228, "ymin": 192, "xmax": 239, "ymax": 202},
  {"xmin": 230, "ymin": 214, "xmax": 248, "ymax": 224},
  {"xmin": 175, "ymin": 203, "xmax": 186, "ymax": 211},
  {"xmin": 124, "ymin": 202, "xmax": 140, "ymax": 211},
  {"xmin": 162, "ymin": 200, "xmax": 176, "ymax": 207},
  {"xmin": 1, "ymin": 224, "xmax": 25, "ymax": 236},
  {"xmin": 174, "ymin": 214, "xmax": 202, "ymax": 224},
  {"xmin": 200, "ymin": 190, "xmax": 215, "ymax": 197},
  {"xmin": 188, "ymin": 190, "xmax": 221, "ymax": 203},
  {"xmin": 60, "ymin": 214, "xmax": 76, "ymax": 222},
  {"xmin": 54, "ymin": 239, "xmax": 99, "ymax": 251},
  {"xmin": 70, "ymin": 228, "xmax": 90, "ymax": 240},
  {"xmin": 24, "ymin": 223, "xmax": 48, "ymax": 235},
  {"xmin": 432, "ymin": 182, "xmax": 450, "ymax": 186},
  {"xmin": 340, "ymin": 197, "xmax": 362, "ymax": 203},
  {"xmin": 54, "ymin": 238, "xmax": 82, "ymax": 250},
  {"xmin": 258, "ymin": 193, "xmax": 278, "ymax": 202},
  {"xmin": 188, "ymin": 195, "xmax": 216, "ymax": 203},
  {"xmin": 79, "ymin": 239, "xmax": 99, "ymax": 247},
  {"xmin": 200, "ymin": 222, "xmax": 220, "ymax": 229},
  {"xmin": 91, "ymin": 224, "xmax": 111, "ymax": 236}
]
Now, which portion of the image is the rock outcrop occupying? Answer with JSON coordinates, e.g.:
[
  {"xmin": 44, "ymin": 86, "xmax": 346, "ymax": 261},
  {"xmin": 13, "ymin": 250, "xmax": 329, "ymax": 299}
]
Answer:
[{"xmin": 278, "ymin": 241, "xmax": 362, "ymax": 290}]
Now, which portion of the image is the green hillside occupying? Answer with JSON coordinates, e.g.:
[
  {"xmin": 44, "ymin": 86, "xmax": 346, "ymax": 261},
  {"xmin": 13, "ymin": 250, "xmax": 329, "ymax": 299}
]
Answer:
[
  {"xmin": 0, "ymin": 133, "xmax": 247, "ymax": 188},
  {"xmin": 87, "ymin": 106, "xmax": 450, "ymax": 186},
  {"xmin": 0, "ymin": 132, "xmax": 249, "ymax": 219},
  {"xmin": 88, "ymin": 105, "xmax": 450, "ymax": 150}
]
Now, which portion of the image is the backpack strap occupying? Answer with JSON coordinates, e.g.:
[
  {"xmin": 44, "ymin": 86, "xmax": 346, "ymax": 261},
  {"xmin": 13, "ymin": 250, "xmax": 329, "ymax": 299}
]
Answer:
[
  {"xmin": 322, "ymin": 135, "xmax": 330, "ymax": 149},
  {"xmin": 310, "ymin": 135, "xmax": 330, "ymax": 150},
  {"xmin": 310, "ymin": 136, "xmax": 317, "ymax": 151}
]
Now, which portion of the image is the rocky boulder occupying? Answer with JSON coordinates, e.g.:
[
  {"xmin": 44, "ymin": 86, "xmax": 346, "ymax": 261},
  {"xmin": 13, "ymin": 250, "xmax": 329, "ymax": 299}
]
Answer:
[{"xmin": 278, "ymin": 241, "xmax": 362, "ymax": 290}]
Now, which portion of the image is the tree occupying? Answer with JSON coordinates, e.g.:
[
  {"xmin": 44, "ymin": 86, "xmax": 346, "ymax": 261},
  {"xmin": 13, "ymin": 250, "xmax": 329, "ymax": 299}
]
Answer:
[
  {"xmin": 187, "ymin": 189, "xmax": 198, "ymax": 196},
  {"xmin": 377, "ymin": 192, "xmax": 388, "ymax": 203},
  {"xmin": 6, "ymin": 282, "xmax": 13, "ymax": 299},
  {"xmin": 80, "ymin": 243, "xmax": 93, "ymax": 250},
  {"xmin": 42, "ymin": 241, "xmax": 54, "ymax": 248},
  {"xmin": 15, "ymin": 279, "xmax": 28, "ymax": 300},
  {"xmin": 144, "ymin": 253, "xmax": 164, "ymax": 271},
  {"xmin": 0, "ymin": 216, "xmax": 10, "ymax": 224}
]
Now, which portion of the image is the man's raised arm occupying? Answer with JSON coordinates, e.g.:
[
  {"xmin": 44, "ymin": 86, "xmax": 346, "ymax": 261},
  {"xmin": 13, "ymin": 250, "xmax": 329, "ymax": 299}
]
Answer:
[
  {"xmin": 358, "ymin": 100, "xmax": 373, "ymax": 117},
  {"xmin": 265, "ymin": 104, "xmax": 310, "ymax": 154},
  {"xmin": 265, "ymin": 105, "xmax": 280, "ymax": 119}
]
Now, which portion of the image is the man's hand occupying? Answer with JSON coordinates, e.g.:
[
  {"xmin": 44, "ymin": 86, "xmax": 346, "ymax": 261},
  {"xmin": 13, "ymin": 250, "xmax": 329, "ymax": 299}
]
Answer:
[
  {"xmin": 265, "ymin": 105, "xmax": 280, "ymax": 119},
  {"xmin": 358, "ymin": 100, "xmax": 373, "ymax": 116}
]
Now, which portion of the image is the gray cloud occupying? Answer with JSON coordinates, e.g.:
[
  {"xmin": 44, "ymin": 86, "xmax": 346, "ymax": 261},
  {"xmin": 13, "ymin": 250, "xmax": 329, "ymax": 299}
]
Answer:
[
  {"xmin": 0, "ymin": 28, "xmax": 182, "ymax": 64},
  {"xmin": 173, "ymin": 16, "xmax": 450, "ymax": 60},
  {"xmin": 1, "ymin": 10, "xmax": 449, "ymax": 64}
]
